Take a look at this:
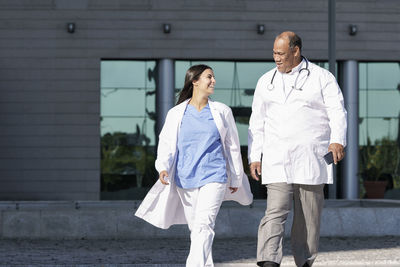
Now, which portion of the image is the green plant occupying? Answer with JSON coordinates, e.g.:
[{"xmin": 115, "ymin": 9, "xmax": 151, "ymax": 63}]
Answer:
[
  {"xmin": 101, "ymin": 125, "xmax": 157, "ymax": 191},
  {"xmin": 359, "ymin": 137, "xmax": 400, "ymax": 182}
]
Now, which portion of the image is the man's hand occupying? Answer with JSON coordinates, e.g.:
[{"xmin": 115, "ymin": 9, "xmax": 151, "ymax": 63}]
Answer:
[
  {"xmin": 249, "ymin": 161, "xmax": 261, "ymax": 181},
  {"xmin": 159, "ymin": 170, "xmax": 169, "ymax": 185},
  {"xmin": 328, "ymin": 143, "xmax": 345, "ymax": 165}
]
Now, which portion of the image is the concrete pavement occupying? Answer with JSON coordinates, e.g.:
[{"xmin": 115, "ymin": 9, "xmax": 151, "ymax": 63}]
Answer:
[
  {"xmin": 0, "ymin": 236, "xmax": 399, "ymax": 267},
  {"xmin": 1, "ymin": 199, "xmax": 399, "ymax": 266}
]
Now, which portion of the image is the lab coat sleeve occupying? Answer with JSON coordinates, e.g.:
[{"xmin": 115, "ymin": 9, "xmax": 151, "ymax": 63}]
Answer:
[
  {"xmin": 155, "ymin": 110, "xmax": 175, "ymax": 174},
  {"xmin": 224, "ymin": 108, "xmax": 243, "ymax": 188},
  {"xmin": 322, "ymin": 71, "xmax": 348, "ymax": 147},
  {"xmin": 248, "ymin": 77, "xmax": 266, "ymax": 163}
]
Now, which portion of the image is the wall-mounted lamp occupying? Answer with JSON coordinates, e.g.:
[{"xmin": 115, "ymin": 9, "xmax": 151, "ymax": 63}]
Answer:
[
  {"xmin": 348, "ymin": 24, "xmax": 357, "ymax": 36},
  {"xmin": 257, "ymin": 24, "xmax": 265, "ymax": 35},
  {"xmin": 163, "ymin": 23, "xmax": 171, "ymax": 34},
  {"xmin": 67, "ymin": 23, "xmax": 75, "ymax": 34}
]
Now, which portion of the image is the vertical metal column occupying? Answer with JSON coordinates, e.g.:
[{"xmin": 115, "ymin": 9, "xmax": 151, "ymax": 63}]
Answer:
[
  {"xmin": 343, "ymin": 60, "xmax": 359, "ymax": 199},
  {"xmin": 328, "ymin": 0, "xmax": 336, "ymax": 75},
  {"xmin": 328, "ymin": 0, "xmax": 337, "ymax": 198},
  {"xmin": 156, "ymin": 59, "xmax": 175, "ymax": 138}
]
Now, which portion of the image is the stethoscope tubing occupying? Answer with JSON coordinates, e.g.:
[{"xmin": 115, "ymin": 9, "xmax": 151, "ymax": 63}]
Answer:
[{"xmin": 267, "ymin": 56, "xmax": 310, "ymax": 91}]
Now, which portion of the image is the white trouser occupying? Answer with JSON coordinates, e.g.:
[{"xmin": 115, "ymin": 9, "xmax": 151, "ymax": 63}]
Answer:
[{"xmin": 177, "ymin": 182, "xmax": 227, "ymax": 267}]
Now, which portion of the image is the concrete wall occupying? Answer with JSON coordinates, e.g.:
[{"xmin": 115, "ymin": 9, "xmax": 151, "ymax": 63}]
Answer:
[
  {"xmin": 1, "ymin": 200, "xmax": 399, "ymax": 239},
  {"xmin": 0, "ymin": 0, "xmax": 399, "ymax": 200}
]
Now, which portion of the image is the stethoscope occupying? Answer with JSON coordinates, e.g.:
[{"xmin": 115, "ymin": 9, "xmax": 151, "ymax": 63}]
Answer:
[{"xmin": 267, "ymin": 56, "xmax": 310, "ymax": 91}]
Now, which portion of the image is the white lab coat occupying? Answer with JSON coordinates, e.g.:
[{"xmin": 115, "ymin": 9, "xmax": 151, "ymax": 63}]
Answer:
[
  {"xmin": 135, "ymin": 99, "xmax": 253, "ymax": 229},
  {"xmin": 248, "ymin": 60, "xmax": 347, "ymax": 185}
]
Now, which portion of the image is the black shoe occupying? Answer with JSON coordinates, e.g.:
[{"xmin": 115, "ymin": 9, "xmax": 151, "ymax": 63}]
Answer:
[
  {"xmin": 302, "ymin": 262, "xmax": 310, "ymax": 267},
  {"xmin": 259, "ymin": 261, "xmax": 280, "ymax": 267}
]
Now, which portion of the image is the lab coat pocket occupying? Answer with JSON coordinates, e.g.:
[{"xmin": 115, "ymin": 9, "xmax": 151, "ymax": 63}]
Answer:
[{"xmin": 285, "ymin": 144, "xmax": 326, "ymax": 183}]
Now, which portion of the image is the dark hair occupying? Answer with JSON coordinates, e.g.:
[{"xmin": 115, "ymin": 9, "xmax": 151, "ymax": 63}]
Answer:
[
  {"xmin": 176, "ymin": 64, "xmax": 212, "ymax": 105},
  {"xmin": 288, "ymin": 33, "xmax": 302, "ymax": 51}
]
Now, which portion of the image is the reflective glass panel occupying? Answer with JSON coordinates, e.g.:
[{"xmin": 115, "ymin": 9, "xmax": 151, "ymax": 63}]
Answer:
[
  {"xmin": 359, "ymin": 62, "xmax": 400, "ymax": 145},
  {"xmin": 100, "ymin": 60, "xmax": 157, "ymax": 200},
  {"xmin": 358, "ymin": 62, "xmax": 400, "ymax": 198}
]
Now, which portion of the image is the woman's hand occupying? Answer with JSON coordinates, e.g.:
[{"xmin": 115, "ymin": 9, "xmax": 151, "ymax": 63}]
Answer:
[
  {"xmin": 229, "ymin": 187, "xmax": 238, "ymax": 194},
  {"xmin": 159, "ymin": 170, "xmax": 169, "ymax": 185}
]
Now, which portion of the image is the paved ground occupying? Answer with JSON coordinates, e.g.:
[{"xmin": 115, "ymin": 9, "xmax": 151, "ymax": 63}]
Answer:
[{"xmin": 0, "ymin": 236, "xmax": 399, "ymax": 267}]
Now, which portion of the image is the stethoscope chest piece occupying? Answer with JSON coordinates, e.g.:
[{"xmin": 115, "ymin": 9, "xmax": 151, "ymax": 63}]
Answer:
[{"xmin": 267, "ymin": 84, "xmax": 274, "ymax": 90}]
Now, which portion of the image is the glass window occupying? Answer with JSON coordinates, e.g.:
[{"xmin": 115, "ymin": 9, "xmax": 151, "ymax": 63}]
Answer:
[
  {"xmin": 100, "ymin": 60, "xmax": 337, "ymax": 200},
  {"xmin": 359, "ymin": 62, "xmax": 400, "ymax": 145},
  {"xmin": 359, "ymin": 62, "xmax": 400, "ymax": 198},
  {"xmin": 100, "ymin": 60, "xmax": 157, "ymax": 200}
]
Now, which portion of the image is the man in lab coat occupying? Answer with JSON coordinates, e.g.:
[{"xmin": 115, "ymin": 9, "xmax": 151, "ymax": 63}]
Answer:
[{"xmin": 248, "ymin": 31, "xmax": 347, "ymax": 267}]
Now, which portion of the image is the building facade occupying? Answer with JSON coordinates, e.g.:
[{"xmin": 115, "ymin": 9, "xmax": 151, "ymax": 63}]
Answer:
[{"xmin": 0, "ymin": 0, "xmax": 399, "ymax": 200}]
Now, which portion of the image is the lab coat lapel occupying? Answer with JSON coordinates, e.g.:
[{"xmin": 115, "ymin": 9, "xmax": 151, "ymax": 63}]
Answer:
[
  {"xmin": 284, "ymin": 85, "xmax": 295, "ymax": 103},
  {"xmin": 174, "ymin": 99, "xmax": 190, "ymax": 137},
  {"xmin": 277, "ymin": 71, "xmax": 295, "ymax": 104},
  {"xmin": 208, "ymin": 99, "xmax": 227, "ymax": 143},
  {"xmin": 283, "ymin": 60, "xmax": 307, "ymax": 103},
  {"xmin": 270, "ymin": 70, "xmax": 286, "ymax": 104},
  {"xmin": 176, "ymin": 99, "xmax": 189, "ymax": 114}
]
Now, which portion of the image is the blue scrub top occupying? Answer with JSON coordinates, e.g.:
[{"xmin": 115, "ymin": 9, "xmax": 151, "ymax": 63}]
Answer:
[{"xmin": 175, "ymin": 103, "xmax": 227, "ymax": 189}]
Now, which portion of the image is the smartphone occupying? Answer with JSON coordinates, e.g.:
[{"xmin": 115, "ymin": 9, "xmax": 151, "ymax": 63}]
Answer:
[{"xmin": 323, "ymin": 151, "xmax": 334, "ymax": 165}]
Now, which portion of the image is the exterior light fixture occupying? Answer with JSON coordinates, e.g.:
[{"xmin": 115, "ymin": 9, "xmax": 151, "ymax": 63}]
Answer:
[
  {"xmin": 348, "ymin": 24, "xmax": 357, "ymax": 36},
  {"xmin": 257, "ymin": 24, "xmax": 265, "ymax": 35},
  {"xmin": 163, "ymin": 23, "xmax": 171, "ymax": 34},
  {"xmin": 67, "ymin": 23, "xmax": 75, "ymax": 33}
]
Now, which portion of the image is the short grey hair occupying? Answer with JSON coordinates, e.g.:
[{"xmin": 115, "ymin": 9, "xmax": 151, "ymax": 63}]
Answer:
[{"xmin": 288, "ymin": 33, "xmax": 302, "ymax": 51}]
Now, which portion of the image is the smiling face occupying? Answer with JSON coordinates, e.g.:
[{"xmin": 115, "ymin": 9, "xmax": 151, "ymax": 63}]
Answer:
[
  {"xmin": 273, "ymin": 36, "xmax": 301, "ymax": 73},
  {"xmin": 192, "ymin": 68, "xmax": 216, "ymax": 97}
]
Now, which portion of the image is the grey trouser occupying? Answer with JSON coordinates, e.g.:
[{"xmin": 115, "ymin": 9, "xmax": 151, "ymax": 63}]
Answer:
[{"xmin": 257, "ymin": 183, "xmax": 324, "ymax": 267}]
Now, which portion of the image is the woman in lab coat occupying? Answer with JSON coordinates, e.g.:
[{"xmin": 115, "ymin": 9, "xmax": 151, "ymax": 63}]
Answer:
[{"xmin": 135, "ymin": 64, "xmax": 253, "ymax": 267}]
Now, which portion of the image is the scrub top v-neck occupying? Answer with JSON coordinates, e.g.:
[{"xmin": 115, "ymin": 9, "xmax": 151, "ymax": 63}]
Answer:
[{"xmin": 175, "ymin": 103, "xmax": 227, "ymax": 189}]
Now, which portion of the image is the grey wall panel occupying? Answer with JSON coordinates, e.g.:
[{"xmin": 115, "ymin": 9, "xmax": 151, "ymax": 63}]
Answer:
[
  {"xmin": 1, "ymin": 125, "xmax": 98, "ymax": 136},
  {"xmin": 0, "ymin": 58, "xmax": 99, "ymax": 70},
  {"xmin": 0, "ymin": 81, "xmax": 99, "ymax": 92},
  {"xmin": 0, "ymin": 0, "xmax": 398, "ymax": 200},
  {"xmin": 0, "ymin": 3, "xmax": 101, "ymax": 200},
  {"xmin": 0, "ymin": 1, "xmax": 397, "ymax": 61},
  {"xmin": 0, "ymin": 91, "xmax": 98, "ymax": 102},
  {"xmin": 0, "ymin": 170, "xmax": 99, "ymax": 180},
  {"xmin": 0, "ymin": 114, "xmax": 99, "ymax": 125},
  {"xmin": 0, "ymin": 135, "xmax": 99, "ymax": 148},
  {"xmin": 0, "ymin": 147, "xmax": 99, "ymax": 159},
  {"xmin": 336, "ymin": 0, "xmax": 400, "ymax": 61},
  {"xmin": 0, "ymin": 102, "xmax": 99, "ymax": 114},
  {"xmin": 0, "ymin": 158, "xmax": 99, "ymax": 169},
  {"xmin": 0, "ymin": 69, "xmax": 98, "ymax": 80}
]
